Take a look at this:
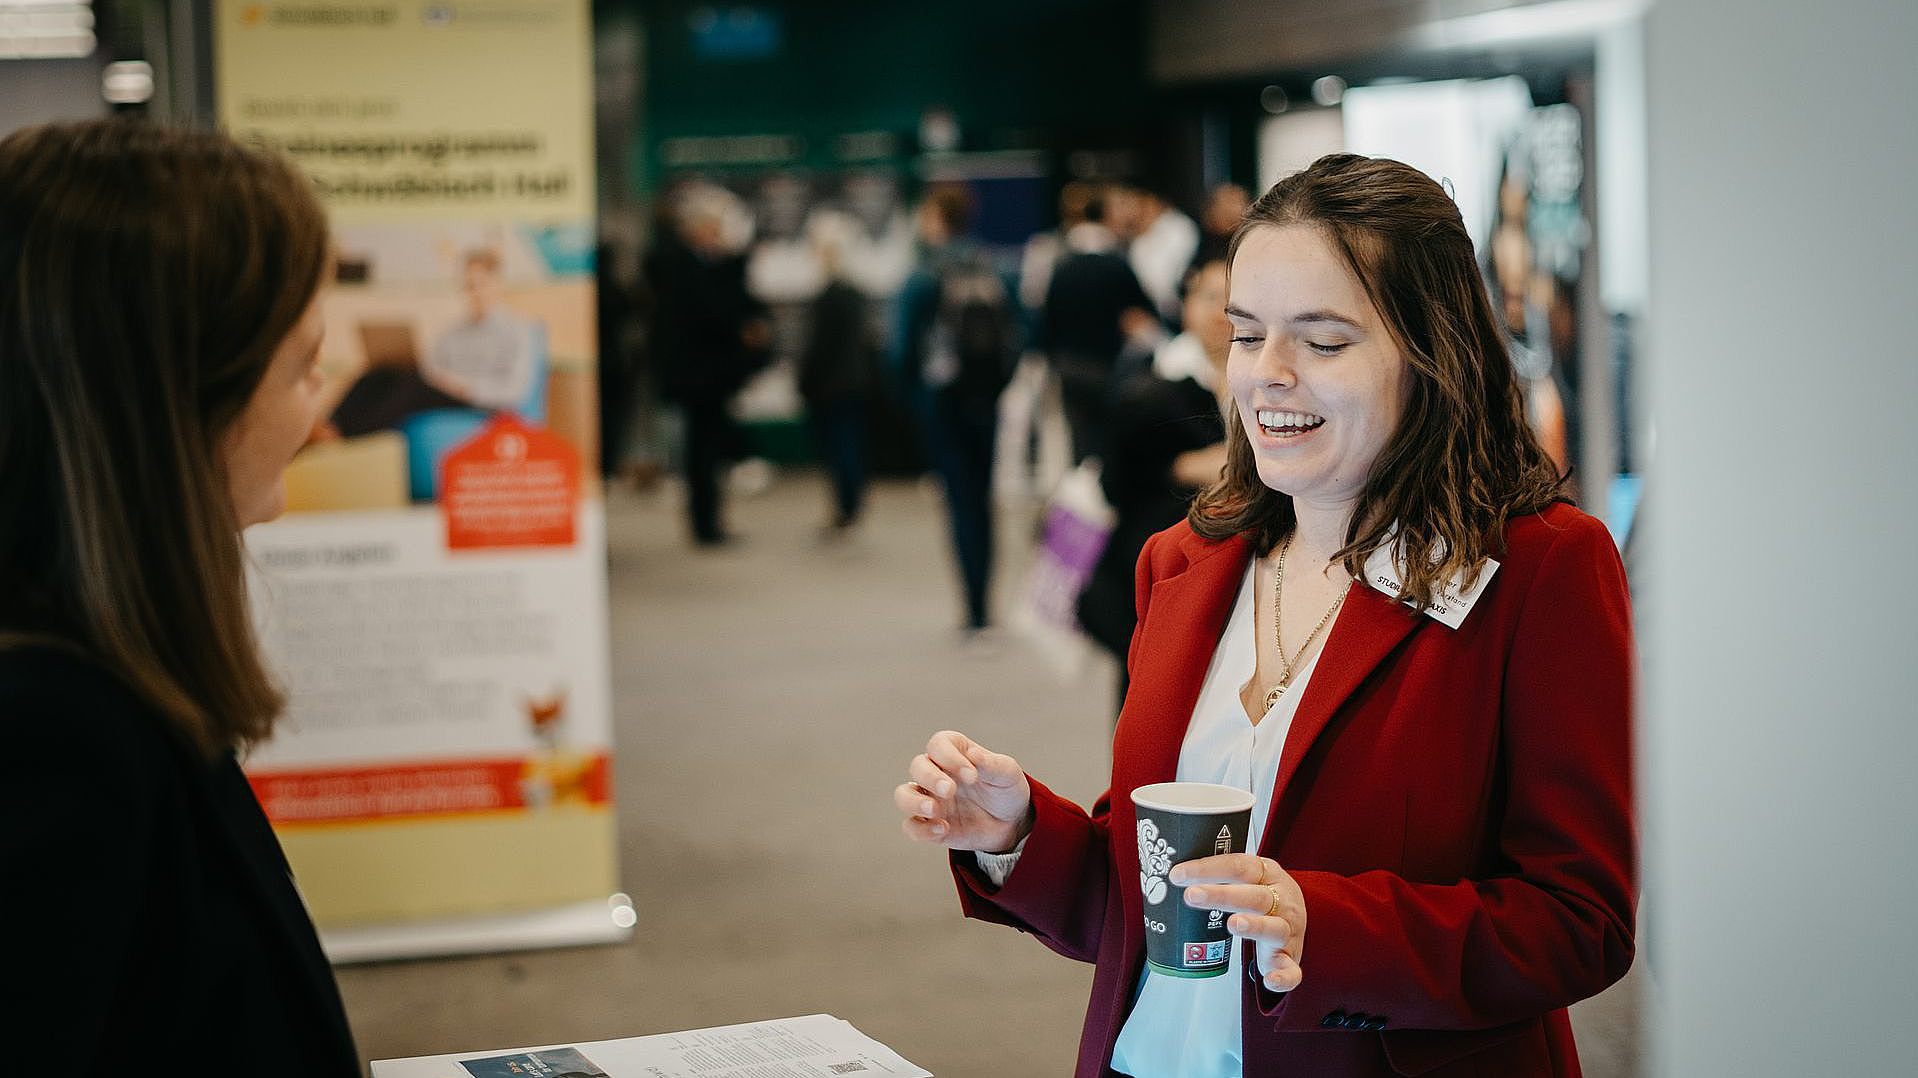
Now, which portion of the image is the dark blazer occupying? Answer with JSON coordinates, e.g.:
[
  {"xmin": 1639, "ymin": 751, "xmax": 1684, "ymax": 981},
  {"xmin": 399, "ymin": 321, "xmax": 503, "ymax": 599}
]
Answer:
[
  {"xmin": 954, "ymin": 504, "xmax": 1636, "ymax": 1077},
  {"xmin": 647, "ymin": 242, "xmax": 767, "ymax": 405},
  {"xmin": 1039, "ymin": 250, "xmax": 1153, "ymax": 364},
  {"xmin": 0, "ymin": 648, "xmax": 360, "ymax": 1075},
  {"xmin": 799, "ymin": 280, "xmax": 879, "ymax": 406},
  {"xmin": 1077, "ymin": 371, "xmax": 1225, "ymax": 659}
]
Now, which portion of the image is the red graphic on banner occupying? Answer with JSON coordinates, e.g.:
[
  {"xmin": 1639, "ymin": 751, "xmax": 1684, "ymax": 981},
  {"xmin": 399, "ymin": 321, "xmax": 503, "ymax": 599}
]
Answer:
[
  {"xmin": 442, "ymin": 413, "xmax": 580, "ymax": 550},
  {"xmin": 249, "ymin": 753, "xmax": 612, "ymax": 825}
]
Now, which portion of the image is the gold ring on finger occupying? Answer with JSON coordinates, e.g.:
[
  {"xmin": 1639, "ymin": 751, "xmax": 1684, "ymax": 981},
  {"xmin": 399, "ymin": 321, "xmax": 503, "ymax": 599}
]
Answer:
[{"xmin": 1265, "ymin": 885, "xmax": 1283, "ymax": 918}]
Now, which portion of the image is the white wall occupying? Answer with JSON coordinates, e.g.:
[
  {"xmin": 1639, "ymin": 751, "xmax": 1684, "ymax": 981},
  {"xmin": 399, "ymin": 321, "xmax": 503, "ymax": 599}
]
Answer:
[
  {"xmin": 1256, "ymin": 108, "xmax": 1345, "ymax": 196},
  {"xmin": 0, "ymin": 58, "xmax": 104, "ymax": 138},
  {"xmin": 1644, "ymin": 2, "xmax": 1918, "ymax": 1075},
  {"xmin": 1340, "ymin": 76, "xmax": 1535, "ymax": 255},
  {"xmin": 1595, "ymin": 21, "xmax": 1647, "ymax": 314}
]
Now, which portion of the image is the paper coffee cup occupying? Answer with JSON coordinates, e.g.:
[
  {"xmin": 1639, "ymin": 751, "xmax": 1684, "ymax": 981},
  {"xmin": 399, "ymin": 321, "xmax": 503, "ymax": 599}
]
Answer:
[{"xmin": 1131, "ymin": 781, "xmax": 1256, "ymax": 979}]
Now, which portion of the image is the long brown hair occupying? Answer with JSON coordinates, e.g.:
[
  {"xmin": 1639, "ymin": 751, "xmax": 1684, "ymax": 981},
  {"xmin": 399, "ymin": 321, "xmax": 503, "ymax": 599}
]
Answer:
[
  {"xmin": 1189, "ymin": 153, "xmax": 1563, "ymax": 608},
  {"xmin": 0, "ymin": 120, "xmax": 330, "ymax": 755}
]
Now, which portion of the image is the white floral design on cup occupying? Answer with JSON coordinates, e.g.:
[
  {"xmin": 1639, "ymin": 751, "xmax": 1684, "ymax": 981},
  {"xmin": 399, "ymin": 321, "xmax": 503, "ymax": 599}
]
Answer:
[{"xmin": 1137, "ymin": 818, "xmax": 1174, "ymax": 905}]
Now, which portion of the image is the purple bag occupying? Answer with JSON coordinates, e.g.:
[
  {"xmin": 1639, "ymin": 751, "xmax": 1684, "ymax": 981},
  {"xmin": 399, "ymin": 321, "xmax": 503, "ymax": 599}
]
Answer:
[{"xmin": 1013, "ymin": 463, "xmax": 1114, "ymax": 674}]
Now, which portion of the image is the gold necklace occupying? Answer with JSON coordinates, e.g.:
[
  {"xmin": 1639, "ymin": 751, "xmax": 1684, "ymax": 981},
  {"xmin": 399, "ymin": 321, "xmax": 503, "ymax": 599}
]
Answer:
[{"xmin": 1263, "ymin": 538, "xmax": 1348, "ymax": 713}]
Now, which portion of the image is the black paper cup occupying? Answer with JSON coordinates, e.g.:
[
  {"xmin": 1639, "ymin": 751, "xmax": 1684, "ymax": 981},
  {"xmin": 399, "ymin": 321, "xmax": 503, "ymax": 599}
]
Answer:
[{"xmin": 1131, "ymin": 781, "xmax": 1256, "ymax": 979}]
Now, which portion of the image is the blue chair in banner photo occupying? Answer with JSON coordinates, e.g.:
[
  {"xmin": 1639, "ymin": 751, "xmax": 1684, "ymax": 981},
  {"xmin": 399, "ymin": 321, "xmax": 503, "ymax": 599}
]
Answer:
[{"xmin": 401, "ymin": 322, "xmax": 549, "ymax": 502}]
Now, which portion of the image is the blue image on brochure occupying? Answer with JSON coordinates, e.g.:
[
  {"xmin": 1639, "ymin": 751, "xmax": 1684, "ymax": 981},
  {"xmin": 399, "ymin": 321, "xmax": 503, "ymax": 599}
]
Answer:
[{"xmin": 460, "ymin": 1047, "xmax": 609, "ymax": 1078}]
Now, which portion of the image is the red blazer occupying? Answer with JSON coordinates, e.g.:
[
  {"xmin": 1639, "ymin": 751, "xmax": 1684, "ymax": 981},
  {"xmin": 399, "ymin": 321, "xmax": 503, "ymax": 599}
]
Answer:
[{"xmin": 953, "ymin": 502, "xmax": 1635, "ymax": 1077}]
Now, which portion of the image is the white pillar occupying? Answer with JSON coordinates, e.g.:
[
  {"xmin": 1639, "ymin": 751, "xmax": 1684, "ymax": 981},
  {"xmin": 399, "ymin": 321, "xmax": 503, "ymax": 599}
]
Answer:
[{"xmin": 1644, "ymin": 2, "xmax": 1918, "ymax": 1075}]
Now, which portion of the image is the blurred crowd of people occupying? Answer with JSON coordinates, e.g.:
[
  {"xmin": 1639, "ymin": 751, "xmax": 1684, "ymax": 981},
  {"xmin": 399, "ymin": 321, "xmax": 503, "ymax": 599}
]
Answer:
[{"xmin": 610, "ymin": 173, "xmax": 1251, "ymax": 648}]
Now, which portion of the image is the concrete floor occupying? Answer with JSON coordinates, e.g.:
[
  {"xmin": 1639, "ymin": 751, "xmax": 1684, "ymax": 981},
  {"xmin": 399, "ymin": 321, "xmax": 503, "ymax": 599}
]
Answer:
[{"xmin": 335, "ymin": 474, "xmax": 1643, "ymax": 1076}]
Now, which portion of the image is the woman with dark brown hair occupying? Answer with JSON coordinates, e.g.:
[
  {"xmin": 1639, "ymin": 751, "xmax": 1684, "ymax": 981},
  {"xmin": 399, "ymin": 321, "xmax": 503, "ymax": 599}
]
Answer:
[
  {"xmin": 0, "ymin": 120, "xmax": 358, "ymax": 1072},
  {"xmin": 896, "ymin": 154, "xmax": 1634, "ymax": 1077}
]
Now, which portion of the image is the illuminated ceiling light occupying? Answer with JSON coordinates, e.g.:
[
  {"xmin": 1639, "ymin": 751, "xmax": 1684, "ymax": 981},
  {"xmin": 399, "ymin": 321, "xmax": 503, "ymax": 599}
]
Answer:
[
  {"xmin": 0, "ymin": 1, "xmax": 94, "ymax": 59},
  {"xmin": 1312, "ymin": 76, "xmax": 1348, "ymax": 107},
  {"xmin": 1416, "ymin": 0, "xmax": 1651, "ymax": 50},
  {"xmin": 102, "ymin": 59, "xmax": 153, "ymax": 105}
]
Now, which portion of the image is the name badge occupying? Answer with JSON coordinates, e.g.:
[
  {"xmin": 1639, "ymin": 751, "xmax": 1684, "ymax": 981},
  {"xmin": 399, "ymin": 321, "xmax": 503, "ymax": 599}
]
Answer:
[{"xmin": 1362, "ymin": 542, "xmax": 1498, "ymax": 630}]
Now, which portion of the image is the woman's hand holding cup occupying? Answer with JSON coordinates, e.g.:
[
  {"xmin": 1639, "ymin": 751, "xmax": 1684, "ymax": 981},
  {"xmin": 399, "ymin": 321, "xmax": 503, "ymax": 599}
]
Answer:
[
  {"xmin": 897, "ymin": 731, "xmax": 1032, "ymax": 853},
  {"xmin": 1175, "ymin": 853, "xmax": 1308, "ymax": 992}
]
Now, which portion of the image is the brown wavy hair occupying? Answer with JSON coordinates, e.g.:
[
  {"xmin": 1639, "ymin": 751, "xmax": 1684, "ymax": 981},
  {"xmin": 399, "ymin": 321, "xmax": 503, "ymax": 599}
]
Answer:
[
  {"xmin": 0, "ymin": 120, "xmax": 330, "ymax": 756},
  {"xmin": 1188, "ymin": 153, "xmax": 1564, "ymax": 608}
]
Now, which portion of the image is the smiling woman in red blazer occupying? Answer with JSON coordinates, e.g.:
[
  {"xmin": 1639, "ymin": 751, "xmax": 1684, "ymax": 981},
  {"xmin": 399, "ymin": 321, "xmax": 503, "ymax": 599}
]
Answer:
[{"xmin": 896, "ymin": 154, "xmax": 1633, "ymax": 1078}]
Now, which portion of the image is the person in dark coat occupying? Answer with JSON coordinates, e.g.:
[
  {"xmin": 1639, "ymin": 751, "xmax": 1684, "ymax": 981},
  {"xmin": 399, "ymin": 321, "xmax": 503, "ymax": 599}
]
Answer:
[
  {"xmin": 1077, "ymin": 258, "xmax": 1232, "ymax": 705},
  {"xmin": 893, "ymin": 185, "xmax": 1020, "ymax": 635},
  {"xmin": 1039, "ymin": 197, "xmax": 1157, "ymax": 463},
  {"xmin": 0, "ymin": 120, "xmax": 359, "ymax": 1074},
  {"xmin": 597, "ymin": 241, "xmax": 643, "ymax": 480},
  {"xmin": 647, "ymin": 183, "xmax": 770, "ymax": 546},
  {"xmin": 798, "ymin": 213, "xmax": 881, "ymax": 532}
]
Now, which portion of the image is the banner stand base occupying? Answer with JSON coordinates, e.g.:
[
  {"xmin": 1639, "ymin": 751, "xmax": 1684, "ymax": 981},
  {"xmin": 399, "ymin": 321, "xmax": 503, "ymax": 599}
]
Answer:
[{"xmin": 321, "ymin": 895, "xmax": 635, "ymax": 965}]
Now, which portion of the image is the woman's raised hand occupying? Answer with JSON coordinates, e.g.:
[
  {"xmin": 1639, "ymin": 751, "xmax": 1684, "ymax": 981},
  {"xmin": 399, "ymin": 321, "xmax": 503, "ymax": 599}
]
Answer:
[{"xmin": 896, "ymin": 730, "xmax": 1033, "ymax": 854}]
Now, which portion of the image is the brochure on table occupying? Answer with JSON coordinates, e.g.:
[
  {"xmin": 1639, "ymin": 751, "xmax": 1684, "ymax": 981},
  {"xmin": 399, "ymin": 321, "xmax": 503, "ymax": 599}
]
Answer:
[{"xmin": 371, "ymin": 1014, "xmax": 933, "ymax": 1078}]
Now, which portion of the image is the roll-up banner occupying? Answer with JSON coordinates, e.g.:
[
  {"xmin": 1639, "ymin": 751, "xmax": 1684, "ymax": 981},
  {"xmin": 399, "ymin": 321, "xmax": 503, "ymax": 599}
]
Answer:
[{"xmin": 215, "ymin": 0, "xmax": 628, "ymax": 961}]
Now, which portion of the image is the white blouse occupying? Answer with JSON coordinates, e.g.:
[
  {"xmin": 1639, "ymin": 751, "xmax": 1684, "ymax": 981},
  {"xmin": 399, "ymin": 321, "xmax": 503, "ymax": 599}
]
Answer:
[{"xmin": 980, "ymin": 562, "xmax": 1335, "ymax": 1078}]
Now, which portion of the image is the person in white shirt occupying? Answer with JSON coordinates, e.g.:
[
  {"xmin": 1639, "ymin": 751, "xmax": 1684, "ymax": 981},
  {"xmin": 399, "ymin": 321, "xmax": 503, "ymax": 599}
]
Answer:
[
  {"xmin": 422, "ymin": 248, "xmax": 537, "ymax": 412},
  {"xmin": 1116, "ymin": 185, "xmax": 1201, "ymax": 325},
  {"xmin": 893, "ymin": 154, "xmax": 1634, "ymax": 1078}
]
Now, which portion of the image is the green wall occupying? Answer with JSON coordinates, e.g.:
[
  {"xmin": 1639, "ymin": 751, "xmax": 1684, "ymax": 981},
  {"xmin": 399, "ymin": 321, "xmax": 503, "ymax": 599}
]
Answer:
[{"xmin": 622, "ymin": 0, "xmax": 1150, "ymax": 188}]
